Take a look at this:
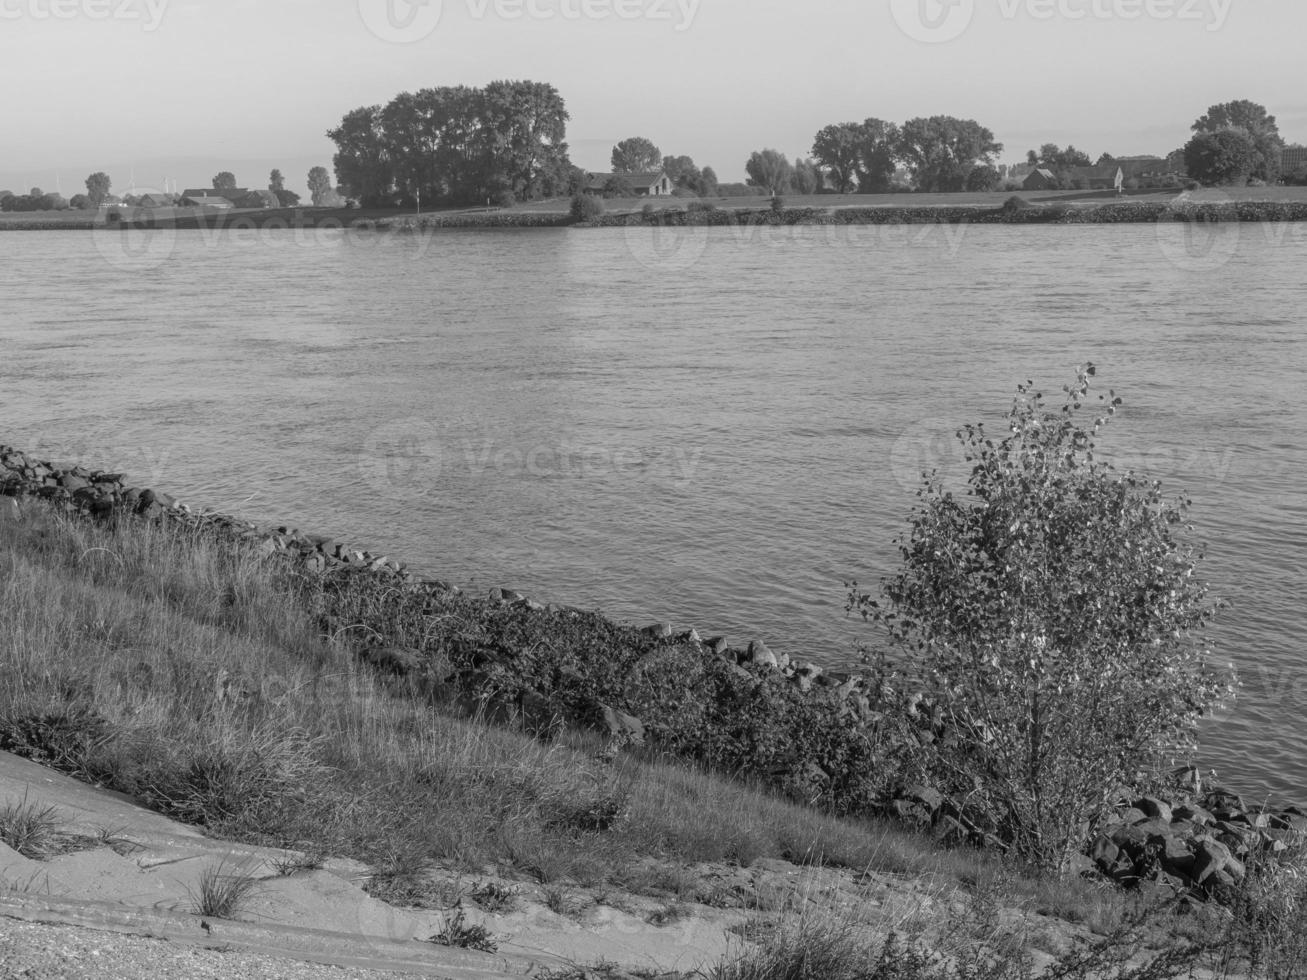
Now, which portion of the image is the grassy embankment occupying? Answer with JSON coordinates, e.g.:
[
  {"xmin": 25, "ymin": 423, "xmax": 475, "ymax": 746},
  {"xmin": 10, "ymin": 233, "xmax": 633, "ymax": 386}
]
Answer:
[{"xmin": 3, "ymin": 495, "xmax": 1306, "ymax": 978}]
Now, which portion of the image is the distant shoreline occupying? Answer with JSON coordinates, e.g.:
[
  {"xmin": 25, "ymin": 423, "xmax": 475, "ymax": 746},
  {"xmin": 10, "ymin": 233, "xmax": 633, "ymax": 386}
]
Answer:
[{"xmin": 4, "ymin": 197, "xmax": 1307, "ymax": 232}]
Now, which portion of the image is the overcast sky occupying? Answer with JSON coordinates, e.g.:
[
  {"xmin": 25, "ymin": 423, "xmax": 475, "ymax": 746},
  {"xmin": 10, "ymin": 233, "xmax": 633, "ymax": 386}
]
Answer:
[{"xmin": 2, "ymin": 0, "xmax": 1304, "ymax": 197}]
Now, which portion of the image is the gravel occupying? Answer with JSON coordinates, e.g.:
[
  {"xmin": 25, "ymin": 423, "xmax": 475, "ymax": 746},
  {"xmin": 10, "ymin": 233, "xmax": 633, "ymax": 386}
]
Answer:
[{"xmin": 0, "ymin": 917, "xmax": 440, "ymax": 980}]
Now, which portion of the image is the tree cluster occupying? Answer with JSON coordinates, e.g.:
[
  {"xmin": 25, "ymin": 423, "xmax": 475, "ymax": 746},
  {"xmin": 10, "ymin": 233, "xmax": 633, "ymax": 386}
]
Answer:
[
  {"xmin": 1184, "ymin": 100, "xmax": 1286, "ymax": 186},
  {"xmin": 808, "ymin": 116, "xmax": 1003, "ymax": 194},
  {"xmin": 327, "ymin": 80, "xmax": 575, "ymax": 208}
]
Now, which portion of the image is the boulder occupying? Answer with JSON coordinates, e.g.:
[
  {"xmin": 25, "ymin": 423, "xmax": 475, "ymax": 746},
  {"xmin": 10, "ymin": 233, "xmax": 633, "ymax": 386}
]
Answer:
[
  {"xmin": 0, "ymin": 497, "xmax": 18, "ymax": 523},
  {"xmin": 1193, "ymin": 838, "xmax": 1235, "ymax": 885},
  {"xmin": 642, "ymin": 623, "xmax": 673, "ymax": 639},
  {"xmin": 1173, "ymin": 804, "xmax": 1216, "ymax": 826},
  {"xmin": 747, "ymin": 641, "xmax": 778, "ymax": 669},
  {"xmin": 704, "ymin": 636, "xmax": 729, "ymax": 656},
  {"xmin": 1134, "ymin": 797, "xmax": 1173, "ymax": 823}
]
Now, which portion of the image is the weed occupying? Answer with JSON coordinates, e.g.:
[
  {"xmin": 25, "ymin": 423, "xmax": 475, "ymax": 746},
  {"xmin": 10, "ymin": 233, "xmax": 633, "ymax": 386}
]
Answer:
[
  {"xmin": 270, "ymin": 850, "xmax": 326, "ymax": 877},
  {"xmin": 0, "ymin": 794, "xmax": 63, "ymax": 860},
  {"xmin": 427, "ymin": 909, "xmax": 497, "ymax": 953},
  {"xmin": 468, "ymin": 879, "xmax": 520, "ymax": 913},
  {"xmin": 187, "ymin": 859, "xmax": 261, "ymax": 919},
  {"xmin": 543, "ymin": 884, "xmax": 588, "ymax": 919}
]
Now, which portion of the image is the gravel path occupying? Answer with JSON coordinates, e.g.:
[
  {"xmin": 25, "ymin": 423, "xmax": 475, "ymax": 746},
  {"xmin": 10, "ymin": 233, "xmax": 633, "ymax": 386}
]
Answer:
[{"xmin": 0, "ymin": 917, "xmax": 441, "ymax": 980}]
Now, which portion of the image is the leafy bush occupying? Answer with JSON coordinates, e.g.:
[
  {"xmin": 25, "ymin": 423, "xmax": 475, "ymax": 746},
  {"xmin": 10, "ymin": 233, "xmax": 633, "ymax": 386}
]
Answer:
[
  {"xmin": 850, "ymin": 366, "xmax": 1233, "ymax": 871},
  {"xmin": 570, "ymin": 193, "xmax": 604, "ymax": 222}
]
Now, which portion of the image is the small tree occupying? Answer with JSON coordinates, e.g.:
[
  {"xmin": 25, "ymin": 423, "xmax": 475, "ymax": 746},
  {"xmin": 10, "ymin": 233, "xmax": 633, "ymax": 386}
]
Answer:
[
  {"xmin": 307, "ymin": 166, "xmax": 333, "ymax": 206},
  {"xmin": 212, "ymin": 171, "xmax": 238, "ymax": 191},
  {"xmin": 849, "ymin": 366, "xmax": 1234, "ymax": 871},
  {"xmin": 570, "ymin": 193, "xmax": 604, "ymax": 222},
  {"xmin": 85, "ymin": 172, "xmax": 112, "ymax": 207}
]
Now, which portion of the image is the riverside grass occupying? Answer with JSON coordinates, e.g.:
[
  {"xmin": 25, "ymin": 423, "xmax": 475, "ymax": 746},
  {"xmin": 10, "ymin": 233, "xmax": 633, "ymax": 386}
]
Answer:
[{"xmin": 1, "ymin": 496, "xmax": 1303, "ymax": 976}]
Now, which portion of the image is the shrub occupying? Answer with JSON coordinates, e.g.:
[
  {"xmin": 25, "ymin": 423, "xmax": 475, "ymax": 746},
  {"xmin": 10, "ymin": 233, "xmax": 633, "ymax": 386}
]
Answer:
[
  {"xmin": 849, "ymin": 365, "xmax": 1234, "ymax": 871},
  {"xmin": 570, "ymin": 193, "xmax": 604, "ymax": 223},
  {"xmin": 770, "ymin": 195, "xmax": 785, "ymax": 214}
]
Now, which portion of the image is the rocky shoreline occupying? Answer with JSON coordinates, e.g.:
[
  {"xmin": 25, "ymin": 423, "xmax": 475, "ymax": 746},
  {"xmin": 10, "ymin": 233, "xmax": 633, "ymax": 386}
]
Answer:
[
  {"xmin": 11, "ymin": 196, "xmax": 1307, "ymax": 233},
  {"xmin": 3, "ymin": 442, "xmax": 1303, "ymax": 904}
]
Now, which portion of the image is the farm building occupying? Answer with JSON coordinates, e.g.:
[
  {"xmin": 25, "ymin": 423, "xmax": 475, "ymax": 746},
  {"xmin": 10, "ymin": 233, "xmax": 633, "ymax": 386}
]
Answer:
[
  {"xmin": 584, "ymin": 171, "xmax": 673, "ymax": 196},
  {"xmin": 1022, "ymin": 168, "xmax": 1058, "ymax": 191}
]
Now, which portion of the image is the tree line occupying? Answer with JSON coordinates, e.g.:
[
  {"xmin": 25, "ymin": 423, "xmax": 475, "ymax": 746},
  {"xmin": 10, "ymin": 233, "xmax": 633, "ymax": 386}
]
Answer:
[
  {"xmin": 0, "ymin": 166, "xmax": 344, "ymax": 213},
  {"xmin": 327, "ymin": 81, "xmax": 575, "ymax": 208}
]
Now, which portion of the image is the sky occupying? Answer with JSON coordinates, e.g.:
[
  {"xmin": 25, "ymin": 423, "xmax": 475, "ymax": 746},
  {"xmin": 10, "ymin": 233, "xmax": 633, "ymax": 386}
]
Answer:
[{"xmin": 2, "ymin": 0, "xmax": 1305, "ymax": 198}]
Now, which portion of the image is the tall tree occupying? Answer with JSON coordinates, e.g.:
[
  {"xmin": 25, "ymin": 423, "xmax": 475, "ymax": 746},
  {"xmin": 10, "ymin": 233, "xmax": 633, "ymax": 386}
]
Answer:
[
  {"xmin": 699, "ymin": 166, "xmax": 719, "ymax": 198},
  {"xmin": 611, "ymin": 137, "xmax": 662, "ymax": 173},
  {"xmin": 327, "ymin": 105, "xmax": 396, "ymax": 206},
  {"xmin": 307, "ymin": 166, "xmax": 334, "ymax": 205},
  {"xmin": 1192, "ymin": 100, "xmax": 1284, "ymax": 182},
  {"xmin": 854, "ymin": 118, "xmax": 899, "ymax": 193},
  {"xmin": 811, "ymin": 123, "xmax": 863, "ymax": 193},
  {"xmin": 84, "ymin": 172, "xmax": 111, "ymax": 207},
  {"xmin": 211, "ymin": 171, "xmax": 237, "ymax": 190},
  {"xmin": 478, "ymin": 80, "xmax": 572, "ymax": 203},
  {"xmin": 1184, "ymin": 130, "xmax": 1259, "ymax": 186},
  {"xmin": 744, "ymin": 149, "xmax": 793, "ymax": 196},
  {"xmin": 792, "ymin": 157, "xmax": 822, "ymax": 195},
  {"xmin": 269, "ymin": 169, "xmax": 285, "ymax": 192},
  {"xmin": 897, "ymin": 116, "xmax": 1003, "ymax": 192}
]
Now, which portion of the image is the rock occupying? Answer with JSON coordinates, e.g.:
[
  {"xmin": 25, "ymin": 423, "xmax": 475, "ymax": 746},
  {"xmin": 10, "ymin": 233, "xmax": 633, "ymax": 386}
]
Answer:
[
  {"xmin": 642, "ymin": 623, "xmax": 673, "ymax": 639},
  {"xmin": 1090, "ymin": 835, "xmax": 1121, "ymax": 869},
  {"xmin": 1174, "ymin": 804, "xmax": 1216, "ymax": 826},
  {"xmin": 1134, "ymin": 797, "xmax": 1173, "ymax": 823},
  {"xmin": 1193, "ymin": 838, "xmax": 1235, "ymax": 885},
  {"xmin": 600, "ymin": 705, "xmax": 645, "ymax": 745},
  {"xmin": 705, "ymin": 636, "xmax": 729, "ymax": 656},
  {"xmin": 747, "ymin": 641, "xmax": 778, "ymax": 669},
  {"xmin": 1158, "ymin": 837, "xmax": 1197, "ymax": 880},
  {"xmin": 1115, "ymin": 807, "xmax": 1148, "ymax": 827}
]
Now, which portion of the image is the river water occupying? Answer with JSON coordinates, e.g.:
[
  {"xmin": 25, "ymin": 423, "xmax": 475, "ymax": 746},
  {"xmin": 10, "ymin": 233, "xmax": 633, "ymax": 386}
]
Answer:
[{"xmin": 2, "ymin": 219, "xmax": 1304, "ymax": 799}]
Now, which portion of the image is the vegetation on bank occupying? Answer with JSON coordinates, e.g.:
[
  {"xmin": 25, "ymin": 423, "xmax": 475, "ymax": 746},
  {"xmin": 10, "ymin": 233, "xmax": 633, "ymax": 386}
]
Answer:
[{"xmin": 5, "ymin": 489, "xmax": 1307, "ymax": 978}]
